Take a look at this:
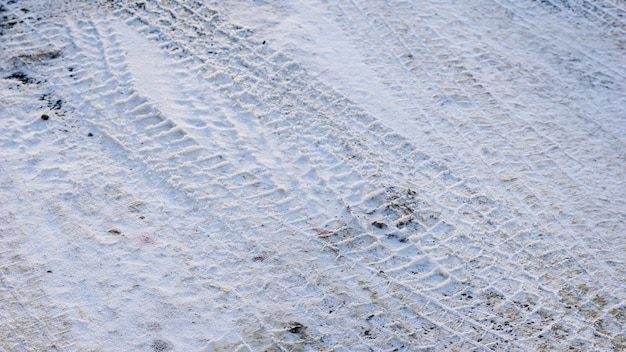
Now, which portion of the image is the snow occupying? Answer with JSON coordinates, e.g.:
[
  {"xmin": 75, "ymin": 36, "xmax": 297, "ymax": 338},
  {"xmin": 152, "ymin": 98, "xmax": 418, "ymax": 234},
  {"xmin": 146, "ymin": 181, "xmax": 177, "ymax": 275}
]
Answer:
[{"xmin": 1, "ymin": 0, "xmax": 625, "ymax": 351}]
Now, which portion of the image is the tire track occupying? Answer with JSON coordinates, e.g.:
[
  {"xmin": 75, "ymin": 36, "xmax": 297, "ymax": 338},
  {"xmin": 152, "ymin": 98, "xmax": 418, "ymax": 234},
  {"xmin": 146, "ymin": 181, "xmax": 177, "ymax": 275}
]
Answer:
[
  {"xmin": 24, "ymin": 5, "xmax": 471, "ymax": 350},
  {"xmin": 344, "ymin": 0, "xmax": 620, "ymax": 270},
  {"xmin": 59, "ymin": 16, "xmax": 346, "ymax": 349},
  {"xmin": 83, "ymin": 10, "xmax": 490, "ymax": 350},
  {"xmin": 529, "ymin": 0, "xmax": 626, "ymax": 32},
  {"xmin": 330, "ymin": 0, "xmax": 620, "ymax": 346},
  {"xmin": 487, "ymin": 0, "xmax": 626, "ymax": 138},
  {"xmin": 331, "ymin": 0, "xmax": 625, "ymax": 348},
  {"xmin": 324, "ymin": 0, "xmax": 620, "ymax": 350},
  {"xmin": 104, "ymin": 0, "xmax": 626, "ymax": 349},
  {"xmin": 89, "ymin": 0, "xmax": 590, "ymax": 349},
  {"xmin": 346, "ymin": 0, "xmax": 623, "ymax": 253},
  {"xmin": 78, "ymin": 0, "xmax": 528, "ymax": 348}
]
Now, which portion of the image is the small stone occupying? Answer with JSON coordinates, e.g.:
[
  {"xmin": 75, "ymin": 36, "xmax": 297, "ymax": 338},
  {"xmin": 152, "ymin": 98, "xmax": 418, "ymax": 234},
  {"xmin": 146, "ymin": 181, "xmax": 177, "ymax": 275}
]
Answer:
[
  {"xmin": 372, "ymin": 221, "xmax": 387, "ymax": 229},
  {"xmin": 87, "ymin": 132, "xmax": 93, "ymax": 137},
  {"xmin": 288, "ymin": 322, "xmax": 305, "ymax": 334},
  {"xmin": 41, "ymin": 114, "xmax": 49, "ymax": 120}
]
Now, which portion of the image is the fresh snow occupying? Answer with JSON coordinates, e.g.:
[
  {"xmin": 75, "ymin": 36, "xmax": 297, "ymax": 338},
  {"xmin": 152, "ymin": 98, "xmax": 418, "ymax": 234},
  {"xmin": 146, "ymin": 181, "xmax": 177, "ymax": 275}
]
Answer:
[{"xmin": 1, "ymin": 0, "xmax": 625, "ymax": 351}]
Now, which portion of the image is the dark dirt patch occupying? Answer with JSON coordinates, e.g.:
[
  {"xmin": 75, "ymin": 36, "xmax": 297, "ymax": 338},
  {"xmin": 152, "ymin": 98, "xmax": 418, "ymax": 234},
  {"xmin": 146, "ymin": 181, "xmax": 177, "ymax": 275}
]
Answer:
[
  {"xmin": 385, "ymin": 233, "xmax": 408, "ymax": 243},
  {"xmin": 39, "ymin": 94, "xmax": 64, "ymax": 112},
  {"xmin": 18, "ymin": 49, "xmax": 62, "ymax": 62},
  {"xmin": 151, "ymin": 339, "xmax": 173, "ymax": 352},
  {"xmin": 0, "ymin": 15, "xmax": 18, "ymax": 30},
  {"xmin": 50, "ymin": 99, "xmax": 62, "ymax": 110},
  {"xmin": 5, "ymin": 71, "xmax": 35, "ymax": 84}
]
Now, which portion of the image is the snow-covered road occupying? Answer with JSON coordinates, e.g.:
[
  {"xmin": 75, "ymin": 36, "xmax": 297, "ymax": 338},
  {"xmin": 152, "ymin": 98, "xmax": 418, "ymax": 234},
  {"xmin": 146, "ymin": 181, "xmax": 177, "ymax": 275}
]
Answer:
[{"xmin": 1, "ymin": 0, "xmax": 624, "ymax": 350}]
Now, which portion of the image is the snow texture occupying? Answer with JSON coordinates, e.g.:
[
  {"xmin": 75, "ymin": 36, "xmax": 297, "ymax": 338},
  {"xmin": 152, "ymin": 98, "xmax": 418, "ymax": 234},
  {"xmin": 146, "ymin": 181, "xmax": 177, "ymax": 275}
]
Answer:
[{"xmin": 0, "ymin": 0, "xmax": 624, "ymax": 351}]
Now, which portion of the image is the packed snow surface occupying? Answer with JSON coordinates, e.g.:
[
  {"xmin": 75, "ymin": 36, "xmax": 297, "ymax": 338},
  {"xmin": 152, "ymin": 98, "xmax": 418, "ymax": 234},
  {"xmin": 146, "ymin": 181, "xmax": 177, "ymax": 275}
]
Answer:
[{"xmin": 1, "ymin": 0, "xmax": 625, "ymax": 351}]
